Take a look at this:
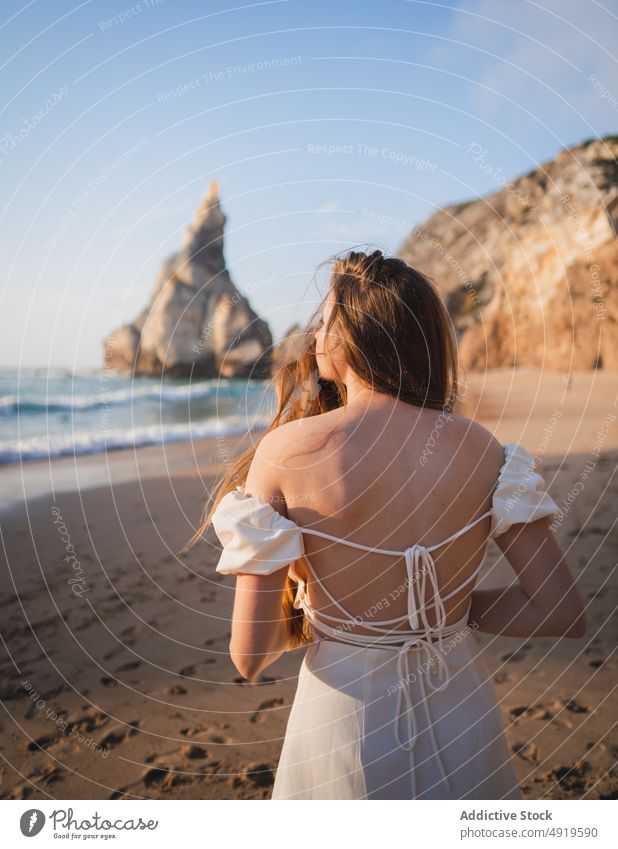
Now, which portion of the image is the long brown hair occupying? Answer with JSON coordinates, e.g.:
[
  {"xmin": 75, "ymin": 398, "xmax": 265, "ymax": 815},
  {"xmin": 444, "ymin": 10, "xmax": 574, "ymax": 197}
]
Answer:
[{"xmin": 185, "ymin": 248, "xmax": 459, "ymax": 647}]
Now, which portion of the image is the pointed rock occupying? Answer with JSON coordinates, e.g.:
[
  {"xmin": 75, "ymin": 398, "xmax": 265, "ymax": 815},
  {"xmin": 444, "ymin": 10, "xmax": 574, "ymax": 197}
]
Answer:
[{"xmin": 104, "ymin": 180, "xmax": 272, "ymax": 378}]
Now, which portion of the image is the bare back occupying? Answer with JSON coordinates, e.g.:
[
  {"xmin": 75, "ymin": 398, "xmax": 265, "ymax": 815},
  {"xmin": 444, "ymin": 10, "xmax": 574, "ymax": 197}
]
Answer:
[{"xmin": 263, "ymin": 397, "xmax": 505, "ymax": 638}]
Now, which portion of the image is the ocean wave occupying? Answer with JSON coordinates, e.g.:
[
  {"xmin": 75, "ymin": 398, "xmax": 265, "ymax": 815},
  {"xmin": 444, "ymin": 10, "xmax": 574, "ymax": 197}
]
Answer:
[
  {"xmin": 0, "ymin": 415, "xmax": 270, "ymax": 464},
  {"xmin": 0, "ymin": 380, "xmax": 248, "ymax": 415}
]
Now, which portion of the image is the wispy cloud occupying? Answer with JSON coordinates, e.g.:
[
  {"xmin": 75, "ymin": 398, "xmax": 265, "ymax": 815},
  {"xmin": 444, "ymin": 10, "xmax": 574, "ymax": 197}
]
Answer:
[{"xmin": 429, "ymin": 0, "xmax": 618, "ymax": 138}]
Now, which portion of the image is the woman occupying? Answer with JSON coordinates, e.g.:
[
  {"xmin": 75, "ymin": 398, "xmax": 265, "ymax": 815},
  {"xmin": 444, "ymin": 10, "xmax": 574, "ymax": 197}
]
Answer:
[{"xmin": 188, "ymin": 249, "xmax": 586, "ymax": 800}]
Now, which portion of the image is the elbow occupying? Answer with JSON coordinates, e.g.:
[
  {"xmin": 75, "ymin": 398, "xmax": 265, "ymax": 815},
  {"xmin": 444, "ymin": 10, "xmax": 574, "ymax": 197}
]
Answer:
[
  {"xmin": 232, "ymin": 657, "xmax": 261, "ymax": 681},
  {"xmin": 230, "ymin": 645, "xmax": 263, "ymax": 681},
  {"xmin": 553, "ymin": 590, "xmax": 587, "ymax": 639},
  {"xmin": 563, "ymin": 607, "xmax": 587, "ymax": 639}
]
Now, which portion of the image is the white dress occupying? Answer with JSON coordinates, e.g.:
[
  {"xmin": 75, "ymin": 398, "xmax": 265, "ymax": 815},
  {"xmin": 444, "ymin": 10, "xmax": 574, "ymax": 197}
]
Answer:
[{"xmin": 211, "ymin": 443, "xmax": 560, "ymax": 800}]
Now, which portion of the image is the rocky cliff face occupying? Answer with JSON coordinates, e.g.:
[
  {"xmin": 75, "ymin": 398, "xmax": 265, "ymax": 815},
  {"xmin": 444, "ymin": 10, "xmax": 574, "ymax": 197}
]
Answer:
[
  {"xmin": 104, "ymin": 180, "xmax": 272, "ymax": 378},
  {"xmin": 397, "ymin": 136, "xmax": 618, "ymax": 371}
]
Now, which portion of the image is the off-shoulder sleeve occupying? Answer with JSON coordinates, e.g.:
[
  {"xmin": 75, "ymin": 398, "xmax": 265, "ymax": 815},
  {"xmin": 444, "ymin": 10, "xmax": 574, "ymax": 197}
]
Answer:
[
  {"xmin": 489, "ymin": 443, "xmax": 560, "ymax": 538},
  {"xmin": 211, "ymin": 487, "xmax": 304, "ymax": 575}
]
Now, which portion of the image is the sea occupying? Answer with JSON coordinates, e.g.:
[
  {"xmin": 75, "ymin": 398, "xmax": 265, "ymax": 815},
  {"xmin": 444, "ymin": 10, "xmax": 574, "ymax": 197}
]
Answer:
[{"xmin": 0, "ymin": 368, "xmax": 276, "ymax": 465}]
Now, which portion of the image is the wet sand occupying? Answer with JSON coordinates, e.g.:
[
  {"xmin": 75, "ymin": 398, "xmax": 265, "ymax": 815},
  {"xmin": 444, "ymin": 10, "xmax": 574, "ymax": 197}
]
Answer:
[{"xmin": 0, "ymin": 369, "xmax": 616, "ymax": 800}]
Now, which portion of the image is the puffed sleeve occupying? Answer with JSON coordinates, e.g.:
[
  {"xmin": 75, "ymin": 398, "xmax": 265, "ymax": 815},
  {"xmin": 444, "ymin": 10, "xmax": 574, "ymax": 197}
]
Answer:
[
  {"xmin": 211, "ymin": 486, "xmax": 304, "ymax": 575},
  {"xmin": 489, "ymin": 443, "xmax": 560, "ymax": 538}
]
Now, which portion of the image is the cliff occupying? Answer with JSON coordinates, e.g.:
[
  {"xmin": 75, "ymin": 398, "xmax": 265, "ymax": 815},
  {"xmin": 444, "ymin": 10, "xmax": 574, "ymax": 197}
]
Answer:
[
  {"xmin": 104, "ymin": 180, "xmax": 272, "ymax": 378},
  {"xmin": 397, "ymin": 136, "xmax": 618, "ymax": 370}
]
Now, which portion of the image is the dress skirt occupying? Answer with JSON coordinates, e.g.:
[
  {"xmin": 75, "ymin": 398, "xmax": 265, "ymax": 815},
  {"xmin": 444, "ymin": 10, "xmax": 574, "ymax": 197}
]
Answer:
[{"xmin": 271, "ymin": 628, "xmax": 521, "ymax": 800}]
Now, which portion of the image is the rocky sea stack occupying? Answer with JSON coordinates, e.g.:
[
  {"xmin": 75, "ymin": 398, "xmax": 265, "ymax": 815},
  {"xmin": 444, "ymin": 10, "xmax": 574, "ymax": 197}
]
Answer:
[
  {"xmin": 105, "ymin": 139, "xmax": 618, "ymax": 380},
  {"xmin": 104, "ymin": 180, "xmax": 272, "ymax": 378},
  {"xmin": 397, "ymin": 136, "xmax": 618, "ymax": 371}
]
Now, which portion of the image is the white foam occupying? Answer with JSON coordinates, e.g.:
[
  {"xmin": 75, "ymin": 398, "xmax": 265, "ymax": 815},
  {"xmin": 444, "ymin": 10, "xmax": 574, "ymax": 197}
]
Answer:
[
  {"xmin": 0, "ymin": 380, "xmax": 237, "ymax": 415},
  {"xmin": 0, "ymin": 414, "xmax": 270, "ymax": 464}
]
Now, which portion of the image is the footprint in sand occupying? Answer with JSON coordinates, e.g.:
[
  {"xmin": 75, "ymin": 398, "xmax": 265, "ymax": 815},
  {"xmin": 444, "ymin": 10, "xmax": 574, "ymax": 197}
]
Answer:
[
  {"xmin": 141, "ymin": 765, "xmax": 193, "ymax": 791},
  {"xmin": 142, "ymin": 766, "xmax": 172, "ymax": 788},
  {"xmin": 494, "ymin": 672, "xmax": 515, "ymax": 685},
  {"xmin": 177, "ymin": 725, "xmax": 231, "ymax": 747},
  {"xmin": 41, "ymin": 684, "xmax": 68, "ymax": 702},
  {"xmin": 551, "ymin": 698, "xmax": 590, "ymax": 714},
  {"xmin": 25, "ymin": 687, "xmax": 66, "ymax": 719},
  {"xmin": 103, "ymin": 646, "xmax": 127, "ymax": 660},
  {"xmin": 99, "ymin": 729, "xmax": 127, "ymax": 750},
  {"xmin": 179, "ymin": 725, "xmax": 207, "ymax": 736},
  {"xmin": 200, "ymin": 733, "xmax": 231, "ymax": 745},
  {"xmin": 161, "ymin": 555, "xmax": 177, "ymax": 565},
  {"xmin": 0, "ymin": 683, "xmax": 24, "ymax": 701},
  {"xmin": 40, "ymin": 767, "xmax": 65, "ymax": 785},
  {"xmin": 66, "ymin": 711, "xmax": 110, "ymax": 734},
  {"xmin": 0, "ymin": 594, "xmax": 17, "ymax": 609},
  {"xmin": 198, "ymin": 760, "xmax": 222, "ymax": 776},
  {"xmin": 115, "ymin": 660, "xmax": 141, "ymax": 672},
  {"xmin": 510, "ymin": 698, "xmax": 589, "ymax": 725},
  {"xmin": 26, "ymin": 763, "xmax": 66, "ymax": 783},
  {"xmin": 9, "ymin": 784, "xmax": 34, "ymax": 800},
  {"xmin": 232, "ymin": 673, "xmax": 281, "ymax": 685},
  {"xmin": 512, "ymin": 741, "xmax": 539, "ymax": 764},
  {"xmin": 509, "ymin": 704, "xmax": 552, "ymax": 722},
  {"xmin": 27, "ymin": 733, "xmax": 61, "ymax": 752},
  {"xmin": 181, "ymin": 744, "xmax": 209, "ymax": 760},
  {"xmin": 543, "ymin": 761, "xmax": 593, "ymax": 796},
  {"xmin": 109, "ymin": 788, "xmax": 130, "ymax": 799},
  {"xmin": 501, "ymin": 645, "xmax": 532, "ymax": 663},
  {"xmin": 99, "ymin": 720, "xmax": 141, "ymax": 750},
  {"xmin": 250, "ymin": 697, "xmax": 285, "ymax": 724},
  {"xmin": 177, "ymin": 572, "xmax": 197, "ymax": 584},
  {"xmin": 230, "ymin": 762, "xmax": 275, "ymax": 790}
]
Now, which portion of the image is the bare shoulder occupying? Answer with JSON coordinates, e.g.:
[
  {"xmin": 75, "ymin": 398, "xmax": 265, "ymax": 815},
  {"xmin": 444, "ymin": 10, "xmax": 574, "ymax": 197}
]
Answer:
[
  {"xmin": 244, "ymin": 423, "xmax": 310, "ymax": 505},
  {"xmin": 444, "ymin": 413, "xmax": 505, "ymax": 471},
  {"xmin": 254, "ymin": 411, "xmax": 342, "ymax": 460},
  {"xmin": 247, "ymin": 415, "xmax": 339, "ymax": 512}
]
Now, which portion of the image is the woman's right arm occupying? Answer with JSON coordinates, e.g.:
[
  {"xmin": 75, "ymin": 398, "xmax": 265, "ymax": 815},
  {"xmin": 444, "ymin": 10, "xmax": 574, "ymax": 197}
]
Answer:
[{"xmin": 468, "ymin": 516, "xmax": 587, "ymax": 639}]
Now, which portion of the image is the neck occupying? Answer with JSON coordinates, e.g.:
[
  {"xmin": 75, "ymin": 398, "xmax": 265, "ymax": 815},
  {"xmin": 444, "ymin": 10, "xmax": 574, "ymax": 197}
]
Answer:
[{"xmin": 343, "ymin": 376, "xmax": 394, "ymax": 409}]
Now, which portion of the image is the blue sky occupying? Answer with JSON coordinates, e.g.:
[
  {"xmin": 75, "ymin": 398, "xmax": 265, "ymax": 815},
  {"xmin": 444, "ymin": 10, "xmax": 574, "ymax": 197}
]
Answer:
[{"xmin": 1, "ymin": 0, "xmax": 616, "ymax": 369}]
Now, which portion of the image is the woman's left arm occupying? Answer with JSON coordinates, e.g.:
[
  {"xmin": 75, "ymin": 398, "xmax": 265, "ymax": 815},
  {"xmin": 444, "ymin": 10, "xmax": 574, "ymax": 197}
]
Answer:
[
  {"xmin": 229, "ymin": 570, "xmax": 293, "ymax": 680},
  {"xmin": 227, "ymin": 430, "xmax": 295, "ymax": 680},
  {"xmin": 467, "ymin": 516, "xmax": 586, "ymax": 639}
]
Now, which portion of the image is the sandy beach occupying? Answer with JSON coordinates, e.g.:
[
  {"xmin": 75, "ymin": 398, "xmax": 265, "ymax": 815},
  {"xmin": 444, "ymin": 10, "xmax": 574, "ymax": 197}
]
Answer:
[{"xmin": 1, "ymin": 368, "xmax": 616, "ymax": 800}]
